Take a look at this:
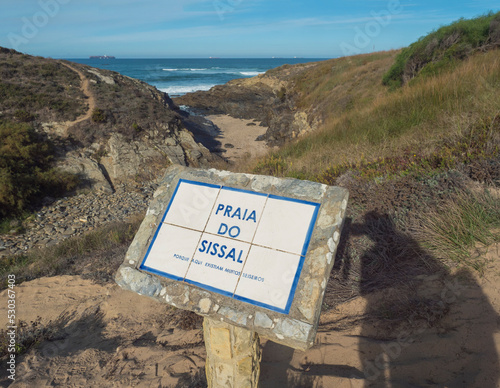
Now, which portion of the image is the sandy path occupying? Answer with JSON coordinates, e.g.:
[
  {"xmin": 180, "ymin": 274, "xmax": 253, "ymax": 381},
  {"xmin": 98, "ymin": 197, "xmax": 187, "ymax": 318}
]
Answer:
[
  {"xmin": 1, "ymin": 243, "xmax": 499, "ymax": 386},
  {"xmin": 58, "ymin": 62, "xmax": 96, "ymax": 135},
  {"xmin": 206, "ymin": 114, "xmax": 273, "ymax": 162}
]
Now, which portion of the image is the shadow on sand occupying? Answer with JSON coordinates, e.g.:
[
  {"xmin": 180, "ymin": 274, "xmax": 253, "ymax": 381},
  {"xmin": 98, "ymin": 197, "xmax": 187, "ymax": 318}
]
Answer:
[{"xmin": 259, "ymin": 211, "xmax": 499, "ymax": 387}]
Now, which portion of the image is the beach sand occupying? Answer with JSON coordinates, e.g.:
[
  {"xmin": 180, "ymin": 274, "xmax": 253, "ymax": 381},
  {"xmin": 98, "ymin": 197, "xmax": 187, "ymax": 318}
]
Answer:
[{"xmin": 206, "ymin": 114, "xmax": 272, "ymax": 163}]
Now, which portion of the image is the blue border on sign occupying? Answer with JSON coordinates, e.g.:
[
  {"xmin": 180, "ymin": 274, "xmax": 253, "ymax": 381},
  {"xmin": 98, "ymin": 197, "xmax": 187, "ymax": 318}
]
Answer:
[
  {"xmin": 233, "ymin": 294, "xmax": 288, "ymax": 314},
  {"xmin": 139, "ymin": 223, "xmax": 167, "ymax": 273},
  {"xmin": 139, "ymin": 264, "xmax": 185, "ymax": 282},
  {"xmin": 139, "ymin": 179, "xmax": 321, "ymax": 315},
  {"xmin": 285, "ymin": 201, "xmax": 320, "ymax": 311},
  {"xmin": 183, "ymin": 278, "xmax": 235, "ymax": 299},
  {"xmin": 266, "ymin": 195, "xmax": 321, "ymax": 314},
  {"xmin": 221, "ymin": 185, "xmax": 269, "ymax": 197}
]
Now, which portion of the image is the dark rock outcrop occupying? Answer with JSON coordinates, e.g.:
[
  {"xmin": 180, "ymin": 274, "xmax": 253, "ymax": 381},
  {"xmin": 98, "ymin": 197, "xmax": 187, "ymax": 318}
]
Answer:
[
  {"xmin": 174, "ymin": 67, "xmax": 321, "ymax": 145},
  {"xmin": 175, "ymin": 81, "xmax": 276, "ymax": 123}
]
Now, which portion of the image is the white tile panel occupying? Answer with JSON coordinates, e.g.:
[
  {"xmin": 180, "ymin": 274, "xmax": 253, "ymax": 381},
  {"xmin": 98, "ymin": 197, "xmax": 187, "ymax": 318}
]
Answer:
[
  {"xmin": 234, "ymin": 245, "xmax": 301, "ymax": 311},
  {"xmin": 163, "ymin": 180, "xmax": 220, "ymax": 231},
  {"xmin": 141, "ymin": 223, "xmax": 201, "ymax": 280},
  {"xmin": 252, "ymin": 197, "xmax": 318, "ymax": 256}
]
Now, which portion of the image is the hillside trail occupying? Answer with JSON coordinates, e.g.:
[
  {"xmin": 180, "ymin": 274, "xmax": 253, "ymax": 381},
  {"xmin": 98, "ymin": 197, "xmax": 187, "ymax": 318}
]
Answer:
[
  {"xmin": 0, "ymin": 243, "xmax": 498, "ymax": 386},
  {"xmin": 49, "ymin": 62, "xmax": 96, "ymax": 137}
]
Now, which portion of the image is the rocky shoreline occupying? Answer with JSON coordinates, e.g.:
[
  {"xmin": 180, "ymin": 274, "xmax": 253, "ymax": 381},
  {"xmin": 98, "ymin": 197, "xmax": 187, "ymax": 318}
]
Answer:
[
  {"xmin": 0, "ymin": 183, "xmax": 157, "ymax": 257},
  {"xmin": 173, "ymin": 63, "xmax": 321, "ymax": 145}
]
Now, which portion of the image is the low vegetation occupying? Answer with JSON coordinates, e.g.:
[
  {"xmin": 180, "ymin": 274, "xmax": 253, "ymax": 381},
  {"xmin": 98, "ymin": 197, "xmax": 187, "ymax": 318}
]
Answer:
[
  {"xmin": 67, "ymin": 63, "xmax": 180, "ymax": 145},
  {"xmin": 0, "ymin": 215, "xmax": 143, "ymax": 289},
  {"xmin": 383, "ymin": 11, "xmax": 500, "ymax": 87},
  {"xmin": 255, "ymin": 47, "xmax": 500, "ymax": 179},
  {"xmin": 0, "ymin": 121, "xmax": 79, "ymax": 219},
  {"xmin": 418, "ymin": 189, "xmax": 500, "ymax": 271},
  {"xmin": 0, "ymin": 48, "xmax": 86, "ymax": 122}
]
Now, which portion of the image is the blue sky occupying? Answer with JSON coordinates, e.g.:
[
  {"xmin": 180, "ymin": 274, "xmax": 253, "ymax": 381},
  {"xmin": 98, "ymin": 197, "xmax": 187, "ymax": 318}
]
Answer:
[{"xmin": 0, "ymin": 0, "xmax": 498, "ymax": 58}]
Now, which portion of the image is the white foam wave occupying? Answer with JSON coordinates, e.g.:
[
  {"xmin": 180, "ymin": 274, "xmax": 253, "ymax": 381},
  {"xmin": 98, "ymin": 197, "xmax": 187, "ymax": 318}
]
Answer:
[
  {"xmin": 240, "ymin": 71, "xmax": 265, "ymax": 76},
  {"xmin": 162, "ymin": 68, "xmax": 208, "ymax": 72},
  {"xmin": 160, "ymin": 84, "xmax": 215, "ymax": 95}
]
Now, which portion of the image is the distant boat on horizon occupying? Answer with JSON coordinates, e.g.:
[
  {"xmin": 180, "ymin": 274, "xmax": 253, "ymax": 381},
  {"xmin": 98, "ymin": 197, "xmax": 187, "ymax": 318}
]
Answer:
[{"xmin": 89, "ymin": 55, "xmax": 115, "ymax": 59}]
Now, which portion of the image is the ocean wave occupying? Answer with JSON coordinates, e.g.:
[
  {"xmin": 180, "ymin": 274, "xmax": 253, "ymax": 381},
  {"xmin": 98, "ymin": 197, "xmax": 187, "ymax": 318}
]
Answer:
[
  {"xmin": 159, "ymin": 84, "xmax": 215, "ymax": 95},
  {"xmin": 240, "ymin": 71, "xmax": 265, "ymax": 76},
  {"xmin": 162, "ymin": 68, "xmax": 208, "ymax": 72}
]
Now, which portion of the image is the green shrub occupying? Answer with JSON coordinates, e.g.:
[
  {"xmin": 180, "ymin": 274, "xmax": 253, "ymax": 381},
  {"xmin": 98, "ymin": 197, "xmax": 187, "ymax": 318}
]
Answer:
[
  {"xmin": 0, "ymin": 216, "xmax": 143, "ymax": 288},
  {"xmin": 132, "ymin": 122, "xmax": 142, "ymax": 133},
  {"xmin": 0, "ymin": 121, "xmax": 79, "ymax": 218},
  {"xmin": 91, "ymin": 108, "xmax": 106, "ymax": 123},
  {"xmin": 14, "ymin": 109, "xmax": 36, "ymax": 122},
  {"xmin": 383, "ymin": 11, "xmax": 500, "ymax": 87}
]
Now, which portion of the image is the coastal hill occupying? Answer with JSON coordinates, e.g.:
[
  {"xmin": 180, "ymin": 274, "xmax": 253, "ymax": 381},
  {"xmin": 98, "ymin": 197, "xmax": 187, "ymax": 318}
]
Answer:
[
  {"xmin": 1, "ymin": 12, "xmax": 500, "ymax": 386},
  {"xmin": 0, "ymin": 47, "xmax": 216, "ymax": 219}
]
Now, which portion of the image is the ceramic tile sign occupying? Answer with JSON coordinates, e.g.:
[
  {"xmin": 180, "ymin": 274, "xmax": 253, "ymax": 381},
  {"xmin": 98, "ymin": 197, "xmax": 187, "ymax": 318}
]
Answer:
[
  {"xmin": 116, "ymin": 166, "xmax": 348, "ymax": 350},
  {"xmin": 139, "ymin": 179, "xmax": 320, "ymax": 314}
]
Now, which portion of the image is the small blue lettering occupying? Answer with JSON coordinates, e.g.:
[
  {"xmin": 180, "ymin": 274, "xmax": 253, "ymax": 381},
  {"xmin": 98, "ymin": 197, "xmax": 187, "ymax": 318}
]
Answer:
[
  {"xmin": 242, "ymin": 273, "xmax": 265, "ymax": 282},
  {"xmin": 199, "ymin": 240, "xmax": 208, "ymax": 253},
  {"xmin": 223, "ymin": 205, "xmax": 233, "ymax": 217},
  {"xmin": 215, "ymin": 203, "xmax": 224, "ymax": 215},
  {"xmin": 218, "ymin": 223, "xmax": 228, "ymax": 235},
  {"xmin": 205, "ymin": 263, "xmax": 224, "ymax": 271},
  {"xmin": 217, "ymin": 223, "xmax": 241, "ymax": 238}
]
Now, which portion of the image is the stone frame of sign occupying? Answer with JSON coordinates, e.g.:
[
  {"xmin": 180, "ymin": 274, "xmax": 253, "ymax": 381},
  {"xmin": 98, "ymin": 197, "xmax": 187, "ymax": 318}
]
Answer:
[{"xmin": 115, "ymin": 165, "xmax": 348, "ymax": 350}]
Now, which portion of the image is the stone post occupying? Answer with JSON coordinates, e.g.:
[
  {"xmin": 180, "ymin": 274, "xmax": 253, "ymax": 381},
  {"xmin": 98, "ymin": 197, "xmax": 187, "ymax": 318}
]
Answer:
[{"xmin": 203, "ymin": 317, "xmax": 261, "ymax": 388}]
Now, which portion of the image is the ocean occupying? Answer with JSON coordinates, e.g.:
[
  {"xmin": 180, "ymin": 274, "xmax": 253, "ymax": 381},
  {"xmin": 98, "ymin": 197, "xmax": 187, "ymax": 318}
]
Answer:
[{"xmin": 67, "ymin": 58, "xmax": 326, "ymax": 97}]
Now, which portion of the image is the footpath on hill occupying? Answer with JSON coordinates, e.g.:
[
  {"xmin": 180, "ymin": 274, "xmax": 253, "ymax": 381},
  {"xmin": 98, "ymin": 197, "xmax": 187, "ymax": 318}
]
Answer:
[
  {"xmin": 45, "ymin": 62, "xmax": 97, "ymax": 137},
  {"xmin": 61, "ymin": 63, "xmax": 96, "ymax": 127}
]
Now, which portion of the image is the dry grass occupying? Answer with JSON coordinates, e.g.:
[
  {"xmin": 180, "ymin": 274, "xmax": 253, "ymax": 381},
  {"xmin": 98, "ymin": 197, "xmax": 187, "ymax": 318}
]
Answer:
[
  {"xmin": 416, "ymin": 189, "xmax": 500, "ymax": 271},
  {"xmin": 0, "ymin": 214, "xmax": 144, "ymax": 289},
  {"xmin": 254, "ymin": 49, "xmax": 500, "ymax": 179}
]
